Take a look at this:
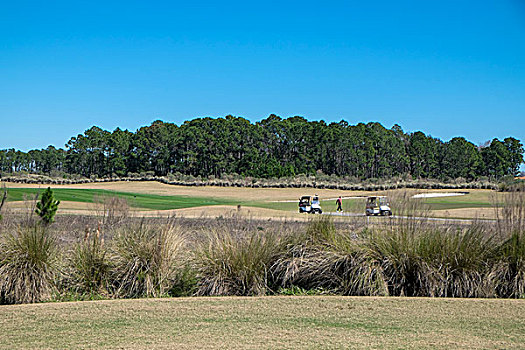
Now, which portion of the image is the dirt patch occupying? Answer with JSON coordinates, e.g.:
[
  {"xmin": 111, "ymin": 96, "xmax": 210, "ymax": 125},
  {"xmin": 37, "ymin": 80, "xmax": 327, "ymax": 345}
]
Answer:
[
  {"xmin": 137, "ymin": 205, "xmax": 305, "ymax": 220},
  {"xmin": 5, "ymin": 200, "xmax": 101, "ymax": 211}
]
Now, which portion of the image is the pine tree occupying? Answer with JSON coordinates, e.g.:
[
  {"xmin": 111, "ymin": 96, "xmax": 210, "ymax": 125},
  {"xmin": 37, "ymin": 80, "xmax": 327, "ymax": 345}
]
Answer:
[{"xmin": 35, "ymin": 187, "xmax": 60, "ymax": 225}]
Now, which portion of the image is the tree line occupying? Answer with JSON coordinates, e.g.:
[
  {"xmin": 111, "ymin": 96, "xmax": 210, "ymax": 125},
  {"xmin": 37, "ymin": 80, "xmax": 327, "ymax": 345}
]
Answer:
[{"xmin": 0, "ymin": 115, "xmax": 523, "ymax": 181}]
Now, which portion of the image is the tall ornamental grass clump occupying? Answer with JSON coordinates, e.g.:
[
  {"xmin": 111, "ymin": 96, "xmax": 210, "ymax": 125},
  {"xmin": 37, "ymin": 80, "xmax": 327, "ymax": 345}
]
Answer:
[
  {"xmin": 494, "ymin": 186, "xmax": 525, "ymax": 237},
  {"xmin": 64, "ymin": 227, "xmax": 112, "ymax": 297},
  {"xmin": 272, "ymin": 216, "xmax": 388, "ymax": 296},
  {"xmin": 195, "ymin": 229, "xmax": 283, "ymax": 296},
  {"xmin": 490, "ymin": 231, "xmax": 525, "ymax": 298},
  {"xmin": 273, "ymin": 216, "xmax": 499, "ymax": 298},
  {"xmin": 0, "ymin": 225, "xmax": 58, "ymax": 304},
  {"xmin": 490, "ymin": 187, "xmax": 525, "ymax": 298},
  {"xmin": 366, "ymin": 228, "xmax": 435, "ymax": 297},
  {"xmin": 366, "ymin": 225, "xmax": 496, "ymax": 297},
  {"xmin": 111, "ymin": 221, "xmax": 184, "ymax": 298},
  {"xmin": 428, "ymin": 225, "xmax": 495, "ymax": 298}
]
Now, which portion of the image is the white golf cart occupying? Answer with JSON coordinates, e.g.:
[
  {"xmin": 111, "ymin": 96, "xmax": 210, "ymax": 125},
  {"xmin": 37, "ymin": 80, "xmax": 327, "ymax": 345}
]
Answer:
[
  {"xmin": 365, "ymin": 196, "xmax": 392, "ymax": 216},
  {"xmin": 299, "ymin": 195, "xmax": 323, "ymax": 214}
]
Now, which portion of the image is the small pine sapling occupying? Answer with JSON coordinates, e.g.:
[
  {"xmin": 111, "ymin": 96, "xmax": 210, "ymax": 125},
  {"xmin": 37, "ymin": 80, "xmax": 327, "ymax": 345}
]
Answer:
[{"xmin": 35, "ymin": 187, "xmax": 60, "ymax": 225}]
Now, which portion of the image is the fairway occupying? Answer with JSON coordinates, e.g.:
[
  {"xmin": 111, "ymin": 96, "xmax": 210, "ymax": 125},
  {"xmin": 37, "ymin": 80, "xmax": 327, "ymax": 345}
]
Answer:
[{"xmin": 1, "ymin": 296, "xmax": 523, "ymax": 349}]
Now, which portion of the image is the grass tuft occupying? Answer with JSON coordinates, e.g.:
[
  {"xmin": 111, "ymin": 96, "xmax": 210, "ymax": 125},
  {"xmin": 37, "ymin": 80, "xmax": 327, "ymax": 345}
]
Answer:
[
  {"xmin": 490, "ymin": 231, "xmax": 525, "ymax": 298},
  {"xmin": 0, "ymin": 225, "xmax": 58, "ymax": 304},
  {"xmin": 64, "ymin": 226, "xmax": 112, "ymax": 297},
  {"xmin": 111, "ymin": 220, "xmax": 184, "ymax": 298},
  {"xmin": 195, "ymin": 229, "xmax": 282, "ymax": 296}
]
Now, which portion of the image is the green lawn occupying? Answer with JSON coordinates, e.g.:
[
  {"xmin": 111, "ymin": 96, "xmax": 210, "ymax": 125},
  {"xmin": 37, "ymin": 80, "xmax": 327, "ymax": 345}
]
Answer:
[
  {"xmin": 1, "ymin": 296, "xmax": 523, "ymax": 349},
  {"xmin": 421, "ymin": 191, "xmax": 497, "ymax": 210},
  {"xmin": 6, "ymin": 188, "xmax": 238, "ymax": 211}
]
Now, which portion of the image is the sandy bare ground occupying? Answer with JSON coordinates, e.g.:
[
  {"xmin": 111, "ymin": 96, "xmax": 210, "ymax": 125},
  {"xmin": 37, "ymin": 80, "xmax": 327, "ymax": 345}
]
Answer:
[
  {"xmin": 5, "ymin": 201, "xmax": 103, "ymax": 211},
  {"xmin": 4, "ymin": 201, "xmax": 311, "ymax": 221},
  {"xmin": 430, "ymin": 207, "xmax": 500, "ymax": 220}
]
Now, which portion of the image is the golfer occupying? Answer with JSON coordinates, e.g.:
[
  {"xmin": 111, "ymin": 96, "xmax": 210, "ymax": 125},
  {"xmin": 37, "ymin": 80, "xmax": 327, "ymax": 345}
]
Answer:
[{"xmin": 336, "ymin": 196, "xmax": 343, "ymax": 212}]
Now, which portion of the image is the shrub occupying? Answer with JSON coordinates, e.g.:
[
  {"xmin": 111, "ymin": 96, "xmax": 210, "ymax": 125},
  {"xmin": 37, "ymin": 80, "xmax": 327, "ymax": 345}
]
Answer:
[
  {"xmin": 111, "ymin": 221, "xmax": 184, "ymax": 298},
  {"xmin": 168, "ymin": 263, "xmax": 198, "ymax": 297},
  {"xmin": 0, "ymin": 225, "xmax": 58, "ymax": 304}
]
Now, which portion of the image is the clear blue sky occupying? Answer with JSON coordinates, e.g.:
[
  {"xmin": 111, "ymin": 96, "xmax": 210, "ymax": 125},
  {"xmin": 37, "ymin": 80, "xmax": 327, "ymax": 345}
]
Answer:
[{"xmin": 1, "ymin": 1, "xmax": 525, "ymax": 159}]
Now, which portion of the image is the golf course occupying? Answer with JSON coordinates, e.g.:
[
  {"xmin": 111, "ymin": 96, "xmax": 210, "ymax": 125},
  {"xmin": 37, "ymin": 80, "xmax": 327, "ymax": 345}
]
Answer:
[{"xmin": 2, "ymin": 181, "xmax": 504, "ymax": 220}]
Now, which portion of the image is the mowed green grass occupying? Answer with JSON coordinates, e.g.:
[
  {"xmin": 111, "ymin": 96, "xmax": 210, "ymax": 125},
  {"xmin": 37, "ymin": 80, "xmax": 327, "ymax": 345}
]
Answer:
[
  {"xmin": 1, "ymin": 296, "xmax": 524, "ymax": 349},
  {"xmin": 421, "ymin": 191, "xmax": 497, "ymax": 210},
  {"xmin": 6, "ymin": 188, "xmax": 238, "ymax": 210}
]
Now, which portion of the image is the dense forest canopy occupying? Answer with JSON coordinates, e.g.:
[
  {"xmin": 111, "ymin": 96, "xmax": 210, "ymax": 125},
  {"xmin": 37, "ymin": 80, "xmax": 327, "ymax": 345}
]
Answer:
[{"xmin": 0, "ymin": 115, "xmax": 523, "ymax": 181}]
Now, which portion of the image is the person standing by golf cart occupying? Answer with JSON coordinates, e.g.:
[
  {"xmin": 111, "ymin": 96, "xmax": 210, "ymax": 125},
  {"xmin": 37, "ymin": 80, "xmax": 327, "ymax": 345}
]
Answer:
[{"xmin": 336, "ymin": 196, "xmax": 343, "ymax": 212}]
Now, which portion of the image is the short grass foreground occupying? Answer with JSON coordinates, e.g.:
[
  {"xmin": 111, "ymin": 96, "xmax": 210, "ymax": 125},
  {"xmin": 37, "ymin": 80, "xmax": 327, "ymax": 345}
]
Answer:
[{"xmin": 1, "ymin": 296, "xmax": 524, "ymax": 349}]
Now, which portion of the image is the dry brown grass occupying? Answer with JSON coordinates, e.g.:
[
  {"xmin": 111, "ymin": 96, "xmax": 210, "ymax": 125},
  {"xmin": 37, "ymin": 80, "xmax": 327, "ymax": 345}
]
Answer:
[
  {"xmin": 430, "ymin": 207, "xmax": 501, "ymax": 219},
  {"xmin": 0, "ymin": 296, "xmax": 523, "ymax": 349}
]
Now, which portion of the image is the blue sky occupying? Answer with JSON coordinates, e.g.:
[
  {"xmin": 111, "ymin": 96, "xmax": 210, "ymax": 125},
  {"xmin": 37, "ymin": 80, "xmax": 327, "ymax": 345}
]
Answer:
[{"xmin": 1, "ymin": 0, "xmax": 525, "ymax": 162}]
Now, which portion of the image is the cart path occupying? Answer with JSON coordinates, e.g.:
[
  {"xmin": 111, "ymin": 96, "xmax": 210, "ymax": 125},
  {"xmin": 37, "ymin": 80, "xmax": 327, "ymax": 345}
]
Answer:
[{"xmin": 324, "ymin": 211, "xmax": 496, "ymax": 223}]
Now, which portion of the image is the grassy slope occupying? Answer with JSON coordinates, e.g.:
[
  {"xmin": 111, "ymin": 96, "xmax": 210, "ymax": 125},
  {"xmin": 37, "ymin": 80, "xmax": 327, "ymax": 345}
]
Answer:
[
  {"xmin": 6, "ymin": 188, "xmax": 238, "ymax": 210},
  {"xmin": 1, "ymin": 296, "xmax": 524, "ymax": 349}
]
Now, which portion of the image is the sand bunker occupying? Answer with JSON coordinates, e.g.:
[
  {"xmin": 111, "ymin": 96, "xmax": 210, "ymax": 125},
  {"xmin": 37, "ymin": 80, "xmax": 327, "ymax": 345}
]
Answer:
[{"xmin": 412, "ymin": 192, "xmax": 467, "ymax": 199}]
